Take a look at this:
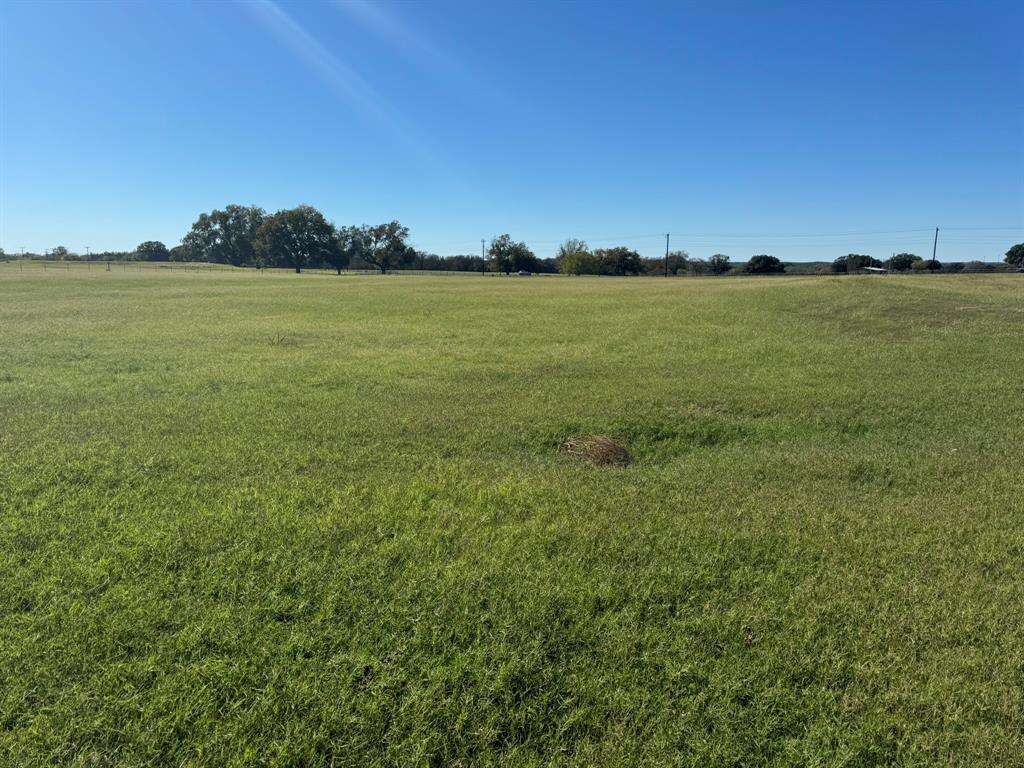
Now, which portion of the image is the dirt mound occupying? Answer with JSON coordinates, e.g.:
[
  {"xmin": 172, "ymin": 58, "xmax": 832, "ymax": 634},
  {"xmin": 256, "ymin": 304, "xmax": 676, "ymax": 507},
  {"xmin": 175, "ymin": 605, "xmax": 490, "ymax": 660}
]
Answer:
[{"xmin": 561, "ymin": 435, "xmax": 632, "ymax": 467}]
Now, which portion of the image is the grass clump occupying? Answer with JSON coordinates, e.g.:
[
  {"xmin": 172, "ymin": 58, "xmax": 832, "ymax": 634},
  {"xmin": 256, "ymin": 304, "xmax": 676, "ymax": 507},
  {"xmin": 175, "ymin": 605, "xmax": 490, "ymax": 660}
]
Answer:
[{"xmin": 560, "ymin": 435, "xmax": 632, "ymax": 467}]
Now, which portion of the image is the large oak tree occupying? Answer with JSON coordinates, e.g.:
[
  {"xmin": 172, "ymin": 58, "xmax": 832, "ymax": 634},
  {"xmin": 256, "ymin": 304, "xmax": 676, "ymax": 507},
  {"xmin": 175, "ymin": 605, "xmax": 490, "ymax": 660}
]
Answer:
[
  {"xmin": 1005, "ymin": 243, "xmax": 1024, "ymax": 268},
  {"xmin": 255, "ymin": 206, "xmax": 338, "ymax": 273},
  {"xmin": 182, "ymin": 205, "xmax": 265, "ymax": 266},
  {"xmin": 745, "ymin": 255, "xmax": 785, "ymax": 274},
  {"xmin": 488, "ymin": 234, "xmax": 537, "ymax": 274},
  {"xmin": 351, "ymin": 221, "xmax": 414, "ymax": 274},
  {"xmin": 595, "ymin": 246, "xmax": 642, "ymax": 276},
  {"xmin": 134, "ymin": 241, "xmax": 170, "ymax": 262}
]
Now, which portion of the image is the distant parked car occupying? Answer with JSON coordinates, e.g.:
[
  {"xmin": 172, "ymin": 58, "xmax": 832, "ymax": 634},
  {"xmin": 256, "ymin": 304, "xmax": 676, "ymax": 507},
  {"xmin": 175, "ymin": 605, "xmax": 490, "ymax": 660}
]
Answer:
[{"xmin": 518, "ymin": 270, "xmax": 532, "ymax": 276}]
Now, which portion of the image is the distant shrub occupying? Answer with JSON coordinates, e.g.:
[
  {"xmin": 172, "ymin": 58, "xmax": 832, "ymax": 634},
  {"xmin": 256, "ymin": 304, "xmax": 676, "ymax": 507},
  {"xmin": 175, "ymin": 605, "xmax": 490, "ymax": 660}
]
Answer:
[
  {"xmin": 560, "ymin": 246, "xmax": 642, "ymax": 275},
  {"xmin": 169, "ymin": 244, "xmax": 195, "ymax": 262},
  {"xmin": 783, "ymin": 262, "xmax": 831, "ymax": 275},
  {"xmin": 888, "ymin": 253, "xmax": 921, "ymax": 271},
  {"xmin": 593, "ymin": 247, "xmax": 641, "ymax": 276},
  {"xmin": 912, "ymin": 259, "xmax": 942, "ymax": 271},
  {"xmin": 559, "ymin": 250, "xmax": 601, "ymax": 275},
  {"xmin": 708, "ymin": 254, "xmax": 731, "ymax": 275},
  {"xmin": 643, "ymin": 250, "xmax": 689, "ymax": 275},
  {"xmin": 488, "ymin": 234, "xmax": 536, "ymax": 275},
  {"xmin": 135, "ymin": 241, "xmax": 170, "ymax": 262},
  {"xmin": 1005, "ymin": 242, "xmax": 1024, "ymax": 267},
  {"xmin": 745, "ymin": 255, "xmax": 785, "ymax": 274},
  {"xmin": 832, "ymin": 254, "xmax": 881, "ymax": 273}
]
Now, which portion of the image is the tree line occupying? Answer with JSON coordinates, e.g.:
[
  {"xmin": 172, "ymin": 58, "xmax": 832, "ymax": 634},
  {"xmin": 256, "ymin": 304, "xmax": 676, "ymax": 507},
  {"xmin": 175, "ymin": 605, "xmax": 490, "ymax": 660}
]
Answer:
[
  {"xmin": 828, "ymin": 251, "xmax": 1023, "ymax": 274},
  {"xmin": 6, "ymin": 203, "xmax": 1023, "ymax": 275},
  {"xmin": 180, "ymin": 205, "xmax": 414, "ymax": 274}
]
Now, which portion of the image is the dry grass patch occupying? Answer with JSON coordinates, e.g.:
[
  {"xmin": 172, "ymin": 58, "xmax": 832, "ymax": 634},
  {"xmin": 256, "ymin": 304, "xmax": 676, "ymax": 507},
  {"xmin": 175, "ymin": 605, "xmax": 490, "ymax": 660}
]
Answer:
[{"xmin": 561, "ymin": 434, "xmax": 633, "ymax": 467}]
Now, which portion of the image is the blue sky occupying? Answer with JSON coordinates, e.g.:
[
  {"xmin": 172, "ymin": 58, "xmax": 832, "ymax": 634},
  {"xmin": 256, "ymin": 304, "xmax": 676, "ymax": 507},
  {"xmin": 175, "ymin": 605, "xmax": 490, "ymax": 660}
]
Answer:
[{"xmin": 2, "ymin": 0, "xmax": 1022, "ymax": 262}]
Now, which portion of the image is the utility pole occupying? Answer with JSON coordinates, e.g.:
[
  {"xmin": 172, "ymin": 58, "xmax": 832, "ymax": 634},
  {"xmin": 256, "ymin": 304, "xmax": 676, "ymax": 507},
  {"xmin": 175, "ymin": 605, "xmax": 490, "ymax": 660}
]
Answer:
[
  {"xmin": 481, "ymin": 239, "xmax": 486, "ymax": 275},
  {"xmin": 85, "ymin": 246, "xmax": 90, "ymax": 259},
  {"xmin": 665, "ymin": 233, "xmax": 670, "ymax": 277},
  {"xmin": 931, "ymin": 227, "xmax": 939, "ymax": 265}
]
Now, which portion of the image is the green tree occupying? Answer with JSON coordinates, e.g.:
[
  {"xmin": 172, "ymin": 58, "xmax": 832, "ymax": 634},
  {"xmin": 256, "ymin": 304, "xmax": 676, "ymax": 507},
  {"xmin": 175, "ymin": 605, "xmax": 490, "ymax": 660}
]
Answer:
[
  {"xmin": 559, "ymin": 250, "xmax": 601, "ymax": 275},
  {"xmin": 329, "ymin": 226, "xmax": 358, "ymax": 275},
  {"xmin": 352, "ymin": 221, "xmax": 414, "ymax": 274},
  {"xmin": 255, "ymin": 206, "xmax": 338, "ymax": 273},
  {"xmin": 557, "ymin": 238, "xmax": 589, "ymax": 262},
  {"xmin": 665, "ymin": 250, "xmax": 689, "ymax": 275},
  {"xmin": 708, "ymin": 254, "xmax": 731, "ymax": 275},
  {"xmin": 182, "ymin": 204, "xmax": 265, "ymax": 266},
  {"xmin": 887, "ymin": 253, "xmax": 921, "ymax": 272},
  {"xmin": 832, "ymin": 254, "xmax": 881, "ymax": 273},
  {"xmin": 488, "ymin": 234, "xmax": 536, "ymax": 274},
  {"xmin": 745, "ymin": 254, "xmax": 784, "ymax": 274},
  {"xmin": 169, "ymin": 244, "xmax": 193, "ymax": 262},
  {"xmin": 596, "ymin": 247, "xmax": 643, "ymax": 275},
  {"xmin": 557, "ymin": 239, "xmax": 593, "ymax": 274},
  {"xmin": 50, "ymin": 246, "xmax": 69, "ymax": 260},
  {"xmin": 912, "ymin": 258, "xmax": 942, "ymax": 272},
  {"xmin": 1005, "ymin": 243, "xmax": 1024, "ymax": 267},
  {"xmin": 135, "ymin": 241, "xmax": 170, "ymax": 262}
]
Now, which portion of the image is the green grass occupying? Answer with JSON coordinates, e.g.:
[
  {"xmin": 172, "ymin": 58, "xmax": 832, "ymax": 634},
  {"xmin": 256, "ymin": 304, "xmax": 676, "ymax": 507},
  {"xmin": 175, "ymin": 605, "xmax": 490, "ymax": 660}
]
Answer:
[{"xmin": 1, "ymin": 267, "xmax": 1022, "ymax": 766}]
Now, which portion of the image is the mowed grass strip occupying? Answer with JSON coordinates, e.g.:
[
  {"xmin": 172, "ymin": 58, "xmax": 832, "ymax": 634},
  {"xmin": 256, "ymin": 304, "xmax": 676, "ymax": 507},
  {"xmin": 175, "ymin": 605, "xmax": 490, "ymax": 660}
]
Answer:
[{"xmin": 1, "ymin": 269, "xmax": 1022, "ymax": 766}]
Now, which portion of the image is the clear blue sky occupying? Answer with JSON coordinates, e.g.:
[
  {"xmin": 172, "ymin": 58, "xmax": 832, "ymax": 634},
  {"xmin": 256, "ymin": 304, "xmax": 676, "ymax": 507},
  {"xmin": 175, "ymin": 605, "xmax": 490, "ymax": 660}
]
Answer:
[{"xmin": 2, "ymin": 0, "xmax": 1022, "ymax": 262}]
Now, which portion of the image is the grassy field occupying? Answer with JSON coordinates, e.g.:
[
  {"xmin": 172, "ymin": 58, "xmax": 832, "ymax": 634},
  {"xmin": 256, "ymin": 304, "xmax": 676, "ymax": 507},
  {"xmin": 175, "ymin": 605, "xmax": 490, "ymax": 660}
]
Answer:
[{"xmin": 1, "ymin": 267, "xmax": 1022, "ymax": 766}]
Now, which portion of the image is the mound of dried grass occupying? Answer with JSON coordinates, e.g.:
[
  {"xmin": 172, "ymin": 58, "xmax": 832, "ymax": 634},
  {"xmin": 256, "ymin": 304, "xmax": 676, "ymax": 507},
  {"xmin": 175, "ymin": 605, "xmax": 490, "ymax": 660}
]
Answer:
[{"xmin": 561, "ymin": 435, "xmax": 632, "ymax": 467}]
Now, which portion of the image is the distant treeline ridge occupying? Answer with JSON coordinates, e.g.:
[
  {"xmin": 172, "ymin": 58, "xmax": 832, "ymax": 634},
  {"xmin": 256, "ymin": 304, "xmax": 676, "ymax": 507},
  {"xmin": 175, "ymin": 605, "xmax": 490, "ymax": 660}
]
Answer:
[{"xmin": 7, "ymin": 204, "xmax": 1023, "ymax": 275}]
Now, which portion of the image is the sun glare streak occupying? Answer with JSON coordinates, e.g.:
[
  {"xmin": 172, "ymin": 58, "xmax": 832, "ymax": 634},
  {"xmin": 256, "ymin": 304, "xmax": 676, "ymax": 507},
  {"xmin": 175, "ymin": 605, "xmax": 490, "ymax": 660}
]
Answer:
[
  {"xmin": 331, "ymin": 0, "xmax": 459, "ymax": 73},
  {"xmin": 329, "ymin": 0, "xmax": 499, "ymax": 109},
  {"xmin": 236, "ymin": 0, "xmax": 459, "ymax": 182}
]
